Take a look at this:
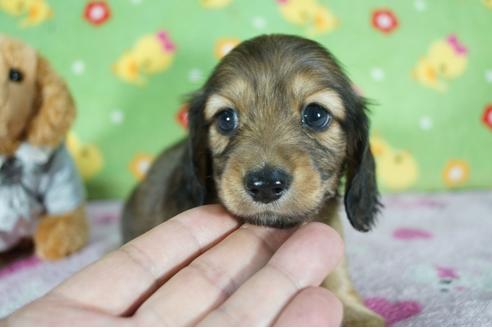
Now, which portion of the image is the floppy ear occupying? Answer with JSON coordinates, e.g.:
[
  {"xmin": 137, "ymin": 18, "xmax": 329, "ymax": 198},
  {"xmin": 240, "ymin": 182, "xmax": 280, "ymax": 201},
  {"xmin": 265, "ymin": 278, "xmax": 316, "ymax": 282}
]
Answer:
[
  {"xmin": 182, "ymin": 90, "xmax": 213, "ymax": 205},
  {"xmin": 343, "ymin": 98, "xmax": 381, "ymax": 232},
  {"xmin": 27, "ymin": 55, "xmax": 75, "ymax": 148}
]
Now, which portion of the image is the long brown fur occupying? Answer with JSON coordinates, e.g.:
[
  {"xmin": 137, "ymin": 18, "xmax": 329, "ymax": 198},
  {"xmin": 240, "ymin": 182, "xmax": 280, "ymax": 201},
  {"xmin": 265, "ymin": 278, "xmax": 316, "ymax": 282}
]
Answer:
[
  {"xmin": 123, "ymin": 34, "xmax": 383, "ymax": 326},
  {"xmin": 27, "ymin": 55, "xmax": 76, "ymax": 147}
]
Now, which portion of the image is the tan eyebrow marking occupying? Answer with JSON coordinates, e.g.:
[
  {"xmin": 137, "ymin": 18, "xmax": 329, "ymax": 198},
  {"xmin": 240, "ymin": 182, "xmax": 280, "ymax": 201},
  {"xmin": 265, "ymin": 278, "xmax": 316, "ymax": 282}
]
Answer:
[
  {"xmin": 204, "ymin": 94, "xmax": 235, "ymax": 121},
  {"xmin": 291, "ymin": 74, "xmax": 346, "ymax": 120},
  {"xmin": 305, "ymin": 90, "xmax": 346, "ymax": 121},
  {"xmin": 291, "ymin": 73, "xmax": 320, "ymax": 97}
]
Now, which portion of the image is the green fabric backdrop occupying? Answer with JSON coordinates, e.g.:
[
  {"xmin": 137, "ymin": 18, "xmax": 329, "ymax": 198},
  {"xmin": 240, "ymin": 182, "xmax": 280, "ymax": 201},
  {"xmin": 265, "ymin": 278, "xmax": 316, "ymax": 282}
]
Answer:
[{"xmin": 1, "ymin": 0, "xmax": 491, "ymax": 199}]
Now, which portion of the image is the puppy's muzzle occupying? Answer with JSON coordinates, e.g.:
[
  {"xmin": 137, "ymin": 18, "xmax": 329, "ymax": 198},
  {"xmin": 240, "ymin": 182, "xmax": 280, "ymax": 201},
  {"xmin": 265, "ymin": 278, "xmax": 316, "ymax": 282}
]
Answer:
[{"xmin": 244, "ymin": 166, "xmax": 292, "ymax": 204}]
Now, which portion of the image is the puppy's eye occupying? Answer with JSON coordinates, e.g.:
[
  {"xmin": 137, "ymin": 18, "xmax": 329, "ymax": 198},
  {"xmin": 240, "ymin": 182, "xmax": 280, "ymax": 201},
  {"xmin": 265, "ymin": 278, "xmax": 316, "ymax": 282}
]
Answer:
[
  {"xmin": 9, "ymin": 68, "xmax": 24, "ymax": 83},
  {"xmin": 215, "ymin": 108, "xmax": 238, "ymax": 135},
  {"xmin": 302, "ymin": 103, "xmax": 332, "ymax": 130}
]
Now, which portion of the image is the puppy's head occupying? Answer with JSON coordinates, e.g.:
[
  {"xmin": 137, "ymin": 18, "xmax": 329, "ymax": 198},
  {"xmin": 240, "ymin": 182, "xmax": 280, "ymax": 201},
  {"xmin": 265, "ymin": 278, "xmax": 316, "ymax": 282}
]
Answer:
[
  {"xmin": 0, "ymin": 35, "xmax": 75, "ymax": 155},
  {"xmin": 187, "ymin": 34, "xmax": 380, "ymax": 231}
]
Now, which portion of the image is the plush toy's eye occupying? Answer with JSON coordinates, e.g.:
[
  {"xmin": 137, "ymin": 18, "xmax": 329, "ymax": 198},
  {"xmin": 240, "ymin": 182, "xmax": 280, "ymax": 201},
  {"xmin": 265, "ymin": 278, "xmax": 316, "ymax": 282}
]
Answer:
[
  {"xmin": 9, "ymin": 68, "xmax": 24, "ymax": 83},
  {"xmin": 216, "ymin": 108, "xmax": 238, "ymax": 135},
  {"xmin": 302, "ymin": 103, "xmax": 332, "ymax": 131}
]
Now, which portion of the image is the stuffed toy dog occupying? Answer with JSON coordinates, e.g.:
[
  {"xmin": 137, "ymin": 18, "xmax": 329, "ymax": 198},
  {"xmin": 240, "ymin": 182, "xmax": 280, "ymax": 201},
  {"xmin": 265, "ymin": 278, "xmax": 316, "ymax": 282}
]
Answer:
[{"xmin": 0, "ymin": 35, "xmax": 88, "ymax": 260}]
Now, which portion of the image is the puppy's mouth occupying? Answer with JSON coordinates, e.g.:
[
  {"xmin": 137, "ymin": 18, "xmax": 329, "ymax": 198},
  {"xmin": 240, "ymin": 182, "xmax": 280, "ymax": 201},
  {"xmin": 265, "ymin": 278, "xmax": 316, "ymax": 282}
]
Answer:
[
  {"xmin": 221, "ymin": 194, "xmax": 326, "ymax": 229},
  {"xmin": 217, "ymin": 163, "xmax": 332, "ymax": 228}
]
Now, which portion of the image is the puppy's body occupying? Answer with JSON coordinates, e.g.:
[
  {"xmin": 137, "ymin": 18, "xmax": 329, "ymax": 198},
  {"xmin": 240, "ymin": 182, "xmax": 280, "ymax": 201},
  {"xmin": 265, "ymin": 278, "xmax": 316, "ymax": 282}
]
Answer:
[
  {"xmin": 123, "ymin": 150, "xmax": 382, "ymax": 326},
  {"xmin": 123, "ymin": 140, "xmax": 198, "ymax": 241},
  {"xmin": 123, "ymin": 34, "xmax": 383, "ymax": 326}
]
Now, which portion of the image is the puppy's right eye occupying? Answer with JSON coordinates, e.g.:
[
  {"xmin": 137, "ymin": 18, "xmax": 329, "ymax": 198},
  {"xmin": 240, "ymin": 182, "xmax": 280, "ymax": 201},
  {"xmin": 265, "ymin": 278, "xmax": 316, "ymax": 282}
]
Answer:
[
  {"xmin": 302, "ymin": 103, "xmax": 332, "ymax": 131},
  {"xmin": 215, "ymin": 108, "xmax": 238, "ymax": 135},
  {"xmin": 9, "ymin": 68, "xmax": 24, "ymax": 83}
]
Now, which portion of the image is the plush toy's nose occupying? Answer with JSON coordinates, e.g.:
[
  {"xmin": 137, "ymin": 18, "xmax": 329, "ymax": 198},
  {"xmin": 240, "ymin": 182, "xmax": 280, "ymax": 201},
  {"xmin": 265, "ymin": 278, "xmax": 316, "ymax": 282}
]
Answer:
[{"xmin": 244, "ymin": 166, "xmax": 292, "ymax": 204}]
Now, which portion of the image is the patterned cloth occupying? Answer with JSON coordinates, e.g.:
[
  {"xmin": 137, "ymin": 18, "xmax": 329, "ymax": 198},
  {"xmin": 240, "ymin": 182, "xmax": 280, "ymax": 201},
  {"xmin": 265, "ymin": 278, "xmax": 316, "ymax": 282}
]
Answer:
[
  {"xmin": 0, "ymin": 191, "xmax": 491, "ymax": 326},
  {"xmin": 346, "ymin": 191, "xmax": 492, "ymax": 326},
  {"xmin": 1, "ymin": 1, "xmax": 491, "ymax": 199},
  {"xmin": 0, "ymin": 143, "xmax": 85, "ymax": 251}
]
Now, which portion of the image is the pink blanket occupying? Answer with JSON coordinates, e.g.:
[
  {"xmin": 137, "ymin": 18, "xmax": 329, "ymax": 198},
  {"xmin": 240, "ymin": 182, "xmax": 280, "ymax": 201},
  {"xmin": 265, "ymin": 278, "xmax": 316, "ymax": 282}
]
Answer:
[{"xmin": 1, "ymin": 192, "xmax": 491, "ymax": 326}]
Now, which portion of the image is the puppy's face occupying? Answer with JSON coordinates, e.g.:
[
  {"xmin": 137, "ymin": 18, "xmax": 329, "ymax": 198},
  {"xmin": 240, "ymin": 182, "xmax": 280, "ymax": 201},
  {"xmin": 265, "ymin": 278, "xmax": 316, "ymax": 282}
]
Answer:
[
  {"xmin": 0, "ymin": 36, "xmax": 37, "ymax": 154},
  {"xmin": 205, "ymin": 77, "xmax": 347, "ymax": 227},
  {"xmin": 189, "ymin": 35, "xmax": 380, "ymax": 231}
]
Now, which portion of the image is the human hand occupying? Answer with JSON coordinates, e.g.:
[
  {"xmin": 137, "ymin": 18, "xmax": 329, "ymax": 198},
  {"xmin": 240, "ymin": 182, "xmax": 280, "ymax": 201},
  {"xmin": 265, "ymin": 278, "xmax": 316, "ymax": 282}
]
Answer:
[{"xmin": 3, "ymin": 205, "xmax": 343, "ymax": 326}]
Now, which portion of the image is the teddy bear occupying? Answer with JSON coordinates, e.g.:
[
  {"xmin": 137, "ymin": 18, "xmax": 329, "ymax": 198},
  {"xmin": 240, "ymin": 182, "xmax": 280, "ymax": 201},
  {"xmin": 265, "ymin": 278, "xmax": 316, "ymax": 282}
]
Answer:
[{"xmin": 0, "ymin": 35, "xmax": 88, "ymax": 260}]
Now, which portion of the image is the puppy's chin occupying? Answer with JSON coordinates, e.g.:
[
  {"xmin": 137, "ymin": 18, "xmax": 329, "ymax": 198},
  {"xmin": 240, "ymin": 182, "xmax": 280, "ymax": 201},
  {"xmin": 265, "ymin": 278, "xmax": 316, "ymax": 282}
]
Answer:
[
  {"xmin": 218, "ymin": 192, "xmax": 334, "ymax": 228},
  {"xmin": 237, "ymin": 211, "xmax": 306, "ymax": 229},
  {"xmin": 225, "ymin": 202, "xmax": 326, "ymax": 228}
]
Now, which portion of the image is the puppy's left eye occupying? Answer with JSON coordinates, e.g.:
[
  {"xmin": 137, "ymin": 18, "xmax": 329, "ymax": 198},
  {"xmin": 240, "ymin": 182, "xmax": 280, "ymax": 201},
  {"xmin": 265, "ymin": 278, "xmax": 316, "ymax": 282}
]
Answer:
[
  {"xmin": 302, "ymin": 103, "xmax": 332, "ymax": 130},
  {"xmin": 9, "ymin": 68, "xmax": 24, "ymax": 83},
  {"xmin": 215, "ymin": 108, "xmax": 238, "ymax": 135}
]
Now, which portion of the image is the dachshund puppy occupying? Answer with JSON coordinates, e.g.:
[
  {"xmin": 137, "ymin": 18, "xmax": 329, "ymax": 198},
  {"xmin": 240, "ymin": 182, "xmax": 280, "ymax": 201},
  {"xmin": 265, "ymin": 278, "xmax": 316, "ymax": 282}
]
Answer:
[{"xmin": 123, "ymin": 34, "xmax": 383, "ymax": 326}]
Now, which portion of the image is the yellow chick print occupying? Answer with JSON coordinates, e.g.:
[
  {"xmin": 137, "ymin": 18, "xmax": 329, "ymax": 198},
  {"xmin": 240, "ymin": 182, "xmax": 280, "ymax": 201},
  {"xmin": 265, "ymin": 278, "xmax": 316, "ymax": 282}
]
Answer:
[
  {"xmin": 67, "ymin": 132, "xmax": 104, "ymax": 180},
  {"xmin": 200, "ymin": 0, "xmax": 232, "ymax": 9},
  {"xmin": 113, "ymin": 30, "xmax": 176, "ymax": 85},
  {"xmin": 0, "ymin": 0, "xmax": 52, "ymax": 27},
  {"xmin": 277, "ymin": 0, "xmax": 339, "ymax": 35},
  {"xmin": 0, "ymin": 0, "xmax": 25, "ymax": 15},
  {"xmin": 371, "ymin": 136, "xmax": 419, "ymax": 190},
  {"xmin": 483, "ymin": 0, "xmax": 492, "ymax": 9},
  {"xmin": 413, "ymin": 34, "xmax": 468, "ymax": 92}
]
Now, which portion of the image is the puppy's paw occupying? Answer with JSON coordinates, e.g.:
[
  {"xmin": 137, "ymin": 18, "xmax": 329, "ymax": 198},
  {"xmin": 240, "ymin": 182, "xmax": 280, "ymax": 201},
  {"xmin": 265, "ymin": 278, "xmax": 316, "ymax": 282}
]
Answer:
[
  {"xmin": 34, "ymin": 208, "xmax": 89, "ymax": 260},
  {"xmin": 342, "ymin": 302, "xmax": 385, "ymax": 327}
]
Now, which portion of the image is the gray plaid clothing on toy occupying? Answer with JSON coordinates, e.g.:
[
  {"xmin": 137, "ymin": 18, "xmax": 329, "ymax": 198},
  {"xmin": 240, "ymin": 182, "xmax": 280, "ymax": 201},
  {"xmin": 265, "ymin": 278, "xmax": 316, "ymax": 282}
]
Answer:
[{"xmin": 0, "ymin": 143, "xmax": 85, "ymax": 251}]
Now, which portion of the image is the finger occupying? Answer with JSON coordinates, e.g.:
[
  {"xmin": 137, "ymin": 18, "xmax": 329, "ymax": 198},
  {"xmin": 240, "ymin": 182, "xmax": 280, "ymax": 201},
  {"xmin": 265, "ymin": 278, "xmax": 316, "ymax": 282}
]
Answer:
[
  {"xmin": 198, "ymin": 222, "xmax": 343, "ymax": 326},
  {"xmin": 6, "ymin": 294, "xmax": 133, "ymax": 326},
  {"xmin": 53, "ymin": 205, "xmax": 239, "ymax": 316},
  {"xmin": 135, "ymin": 224, "xmax": 296, "ymax": 326},
  {"xmin": 274, "ymin": 287, "xmax": 343, "ymax": 327}
]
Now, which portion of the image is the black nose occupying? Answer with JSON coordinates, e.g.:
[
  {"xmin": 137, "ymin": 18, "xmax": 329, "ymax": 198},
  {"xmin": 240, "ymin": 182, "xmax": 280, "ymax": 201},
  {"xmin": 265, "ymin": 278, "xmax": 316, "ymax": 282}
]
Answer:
[{"xmin": 244, "ymin": 167, "xmax": 292, "ymax": 204}]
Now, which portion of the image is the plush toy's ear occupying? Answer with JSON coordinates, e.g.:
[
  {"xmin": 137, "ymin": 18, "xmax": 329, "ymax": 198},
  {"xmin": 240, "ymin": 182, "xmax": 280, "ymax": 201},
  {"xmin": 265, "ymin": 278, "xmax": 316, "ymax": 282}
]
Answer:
[
  {"xmin": 27, "ymin": 55, "xmax": 75, "ymax": 148},
  {"xmin": 343, "ymin": 97, "xmax": 381, "ymax": 232},
  {"xmin": 183, "ymin": 90, "xmax": 213, "ymax": 205}
]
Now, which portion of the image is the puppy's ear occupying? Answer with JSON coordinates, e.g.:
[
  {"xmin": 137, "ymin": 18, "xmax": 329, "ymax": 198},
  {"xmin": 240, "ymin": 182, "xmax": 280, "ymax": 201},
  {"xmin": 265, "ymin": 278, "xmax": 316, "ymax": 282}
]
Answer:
[
  {"xmin": 343, "ymin": 97, "xmax": 381, "ymax": 232},
  {"xmin": 183, "ymin": 90, "xmax": 212, "ymax": 205},
  {"xmin": 27, "ymin": 55, "xmax": 75, "ymax": 147}
]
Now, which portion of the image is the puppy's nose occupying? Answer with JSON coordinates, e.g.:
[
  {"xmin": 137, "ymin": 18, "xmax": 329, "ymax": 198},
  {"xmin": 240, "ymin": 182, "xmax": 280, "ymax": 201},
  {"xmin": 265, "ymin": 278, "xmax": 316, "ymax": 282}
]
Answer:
[{"xmin": 244, "ymin": 167, "xmax": 292, "ymax": 203}]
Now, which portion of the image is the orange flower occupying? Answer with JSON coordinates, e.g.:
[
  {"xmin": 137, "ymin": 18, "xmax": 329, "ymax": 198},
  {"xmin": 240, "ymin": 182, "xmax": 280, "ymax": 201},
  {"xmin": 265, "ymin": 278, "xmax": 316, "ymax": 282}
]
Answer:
[
  {"xmin": 176, "ymin": 104, "xmax": 189, "ymax": 129},
  {"xmin": 443, "ymin": 160, "xmax": 470, "ymax": 187},
  {"xmin": 84, "ymin": 1, "xmax": 111, "ymax": 26},
  {"xmin": 129, "ymin": 153, "xmax": 154, "ymax": 180},
  {"xmin": 214, "ymin": 38, "xmax": 240, "ymax": 59},
  {"xmin": 482, "ymin": 104, "xmax": 492, "ymax": 130}
]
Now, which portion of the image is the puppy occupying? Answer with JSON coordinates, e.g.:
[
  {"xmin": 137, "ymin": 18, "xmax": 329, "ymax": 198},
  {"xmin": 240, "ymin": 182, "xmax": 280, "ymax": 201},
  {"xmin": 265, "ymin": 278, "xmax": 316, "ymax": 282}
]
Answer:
[{"xmin": 123, "ymin": 34, "xmax": 383, "ymax": 326}]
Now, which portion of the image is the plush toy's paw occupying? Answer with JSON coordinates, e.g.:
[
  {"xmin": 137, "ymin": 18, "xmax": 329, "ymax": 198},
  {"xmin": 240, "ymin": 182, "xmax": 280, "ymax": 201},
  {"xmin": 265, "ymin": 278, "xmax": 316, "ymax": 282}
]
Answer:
[
  {"xmin": 342, "ymin": 302, "xmax": 386, "ymax": 327},
  {"xmin": 34, "ymin": 207, "xmax": 89, "ymax": 260}
]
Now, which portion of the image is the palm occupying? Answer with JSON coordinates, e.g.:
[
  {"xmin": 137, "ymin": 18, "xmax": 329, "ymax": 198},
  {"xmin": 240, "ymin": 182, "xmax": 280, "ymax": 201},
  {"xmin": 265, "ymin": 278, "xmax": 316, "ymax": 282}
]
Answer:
[{"xmin": 3, "ymin": 205, "xmax": 343, "ymax": 326}]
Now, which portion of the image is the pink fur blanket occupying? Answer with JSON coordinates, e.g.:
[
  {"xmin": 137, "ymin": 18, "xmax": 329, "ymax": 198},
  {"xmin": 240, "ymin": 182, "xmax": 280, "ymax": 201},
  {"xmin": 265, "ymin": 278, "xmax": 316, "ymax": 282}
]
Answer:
[{"xmin": 1, "ymin": 192, "xmax": 491, "ymax": 326}]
